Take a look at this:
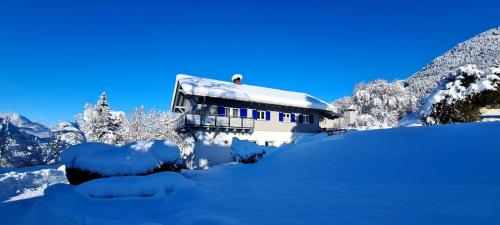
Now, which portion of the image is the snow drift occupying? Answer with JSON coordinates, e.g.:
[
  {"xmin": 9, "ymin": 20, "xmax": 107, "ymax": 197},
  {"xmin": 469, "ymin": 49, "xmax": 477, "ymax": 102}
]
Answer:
[{"xmin": 76, "ymin": 172, "xmax": 194, "ymax": 199}]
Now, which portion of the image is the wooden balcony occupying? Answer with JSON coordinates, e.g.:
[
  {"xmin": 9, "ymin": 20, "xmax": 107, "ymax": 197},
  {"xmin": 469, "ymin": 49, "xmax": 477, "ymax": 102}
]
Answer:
[{"xmin": 173, "ymin": 113, "xmax": 255, "ymax": 132}]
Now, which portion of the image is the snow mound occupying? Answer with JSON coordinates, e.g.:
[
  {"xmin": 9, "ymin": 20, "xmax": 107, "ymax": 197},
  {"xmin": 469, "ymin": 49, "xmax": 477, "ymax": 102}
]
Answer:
[
  {"xmin": 230, "ymin": 138, "xmax": 267, "ymax": 163},
  {"xmin": 61, "ymin": 140, "xmax": 181, "ymax": 176},
  {"xmin": 0, "ymin": 165, "xmax": 67, "ymax": 202},
  {"xmin": 76, "ymin": 172, "xmax": 193, "ymax": 199}
]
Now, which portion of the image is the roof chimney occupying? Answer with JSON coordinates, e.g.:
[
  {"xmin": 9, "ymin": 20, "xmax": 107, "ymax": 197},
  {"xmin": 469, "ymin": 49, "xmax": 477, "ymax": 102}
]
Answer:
[{"xmin": 232, "ymin": 74, "xmax": 243, "ymax": 85}]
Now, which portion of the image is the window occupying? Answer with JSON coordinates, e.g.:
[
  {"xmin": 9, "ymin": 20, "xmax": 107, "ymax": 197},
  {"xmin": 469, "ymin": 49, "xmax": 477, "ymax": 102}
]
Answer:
[
  {"xmin": 224, "ymin": 107, "xmax": 240, "ymax": 117},
  {"xmin": 303, "ymin": 114, "xmax": 310, "ymax": 124},
  {"xmin": 231, "ymin": 108, "xmax": 240, "ymax": 118},
  {"xmin": 257, "ymin": 110, "xmax": 266, "ymax": 120},
  {"xmin": 265, "ymin": 140, "xmax": 275, "ymax": 147},
  {"xmin": 283, "ymin": 113, "xmax": 291, "ymax": 122}
]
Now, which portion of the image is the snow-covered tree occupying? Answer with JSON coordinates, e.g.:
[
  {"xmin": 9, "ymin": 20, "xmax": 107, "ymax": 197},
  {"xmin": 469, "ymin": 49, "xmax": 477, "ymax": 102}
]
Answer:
[
  {"xmin": 421, "ymin": 65, "xmax": 500, "ymax": 124},
  {"xmin": 333, "ymin": 79, "xmax": 418, "ymax": 128},
  {"xmin": 124, "ymin": 107, "xmax": 177, "ymax": 143},
  {"xmin": 46, "ymin": 121, "xmax": 86, "ymax": 164},
  {"xmin": 76, "ymin": 92, "xmax": 126, "ymax": 145}
]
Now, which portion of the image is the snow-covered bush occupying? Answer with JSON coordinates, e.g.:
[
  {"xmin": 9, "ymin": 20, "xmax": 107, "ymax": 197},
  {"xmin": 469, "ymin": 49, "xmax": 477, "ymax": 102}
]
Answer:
[
  {"xmin": 230, "ymin": 138, "xmax": 266, "ymax": 164},
  {"xmin": 61, "ymin": 140, "xmax": 181, "ymax": 184},
  {"xmin": 421, "ymin": 65, "xmax": 500, "ymax": 124},
  {"xmin": 333, "ymin": 79, "xmax": 418, "ymax": 128}
]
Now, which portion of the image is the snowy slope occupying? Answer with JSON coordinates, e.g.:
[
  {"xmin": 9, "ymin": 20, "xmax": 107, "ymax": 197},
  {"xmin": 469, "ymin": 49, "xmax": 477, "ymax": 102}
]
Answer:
[
  {"xmin": 406, "ymin": 27, "xmax": 500, "ymax": 101},
  {"xmin": 0, "ymin": 165, "xmax": 66, "ymax": 202},
  {"xmin": 2, "ymin": 122, "xmax": 499, "ymax": 225}
]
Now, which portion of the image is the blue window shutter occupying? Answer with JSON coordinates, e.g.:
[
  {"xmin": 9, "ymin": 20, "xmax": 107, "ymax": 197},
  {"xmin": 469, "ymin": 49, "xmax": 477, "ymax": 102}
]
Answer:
[
  {"xmin": 217, "ymin": 106, "xmax": 225, "ymax": 116},
  {"xmin": 309, "ymin": 114, "xmax": 313, "ymax": 123},
  {"xmin": 240, "ymin": 108, "xmax": 247, "ymax": 118},
  {"xmin": 252, "ymin": 109, "xmax": 258, "ymax": 119},
  {"xmin": 279, "ymin": 112, "xmax": 283, "ymax": 122},
  {"xmin": 265, "ymin": 111, "xmax": 271, "ymax": 121},
  {"xmin": 291, "ymin": 113, "xmax": 296, "ymax": 122},
  {"xmin": 298, "ymin": 114, "xmax": 304, "ymax": 123}
]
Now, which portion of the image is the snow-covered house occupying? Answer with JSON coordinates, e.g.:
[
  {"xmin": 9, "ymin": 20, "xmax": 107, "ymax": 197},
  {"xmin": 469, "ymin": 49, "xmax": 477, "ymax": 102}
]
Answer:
[{"xmin": 171, "ymin": 74, "xmax": 340, "ymax": 168}]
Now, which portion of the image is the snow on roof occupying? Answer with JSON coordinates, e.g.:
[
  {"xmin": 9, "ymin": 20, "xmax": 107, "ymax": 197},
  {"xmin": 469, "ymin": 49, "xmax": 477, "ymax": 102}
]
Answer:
[{"xmin": 175, "ymin": 74, "xmax": 334, "ymax": 111}]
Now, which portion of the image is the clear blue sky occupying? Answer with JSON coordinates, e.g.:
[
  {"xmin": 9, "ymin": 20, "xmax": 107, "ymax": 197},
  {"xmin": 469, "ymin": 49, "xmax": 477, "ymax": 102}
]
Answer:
[{"xmin": 1, "ymin": 0, "xmax": 499, "ymax": 125}]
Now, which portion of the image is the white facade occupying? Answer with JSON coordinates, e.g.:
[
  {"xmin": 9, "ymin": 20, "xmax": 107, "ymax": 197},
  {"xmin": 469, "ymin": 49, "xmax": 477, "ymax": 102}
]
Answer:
[{"xmin": 189, "ymin": 130, "xmax": 314, "ymax": 169}]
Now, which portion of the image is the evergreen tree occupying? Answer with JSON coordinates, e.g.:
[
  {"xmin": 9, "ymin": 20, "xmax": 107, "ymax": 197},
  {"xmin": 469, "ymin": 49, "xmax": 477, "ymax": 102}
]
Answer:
[{"xmin": 76, "ymin": 91, "xmax": 126, "ymax": 145}]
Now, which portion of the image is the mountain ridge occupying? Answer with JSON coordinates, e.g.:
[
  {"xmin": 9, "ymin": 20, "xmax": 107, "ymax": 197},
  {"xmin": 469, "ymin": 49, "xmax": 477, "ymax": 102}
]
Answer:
[{"xmin": 405, "ymin": 26, "xmax": 500, "ymax": 101}]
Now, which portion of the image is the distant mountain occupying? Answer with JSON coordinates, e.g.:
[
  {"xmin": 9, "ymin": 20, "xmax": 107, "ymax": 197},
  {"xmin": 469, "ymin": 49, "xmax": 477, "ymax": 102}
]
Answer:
[
  {"xmin": 406, "ymin": 27, "xmax": 500, "ymax": 101},
  {"xmin": 0, "ymin": 113, "xmax": 84, "ymax": 167},
  {"xmin": 0, "ymin": 113, "xmax": 51, "ymax": 143}
]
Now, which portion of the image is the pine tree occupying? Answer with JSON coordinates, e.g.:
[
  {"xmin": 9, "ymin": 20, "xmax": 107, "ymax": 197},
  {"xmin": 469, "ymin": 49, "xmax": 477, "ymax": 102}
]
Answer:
[{"xmin": 76, "ymin": 91, "xmax": 126, "ymax": 145}]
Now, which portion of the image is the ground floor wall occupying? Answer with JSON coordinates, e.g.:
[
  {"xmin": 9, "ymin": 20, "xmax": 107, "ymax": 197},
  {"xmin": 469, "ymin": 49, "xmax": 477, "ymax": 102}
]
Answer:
[{"xmin": 186, "ymin": 130, "xmax": 316, "ymax": 169}]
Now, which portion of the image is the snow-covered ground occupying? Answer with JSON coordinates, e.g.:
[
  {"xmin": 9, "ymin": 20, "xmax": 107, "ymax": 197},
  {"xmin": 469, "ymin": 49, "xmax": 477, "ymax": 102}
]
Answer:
[{"xmin": 1, "ymin": 122, "xmax": 500, "ymax": 225}]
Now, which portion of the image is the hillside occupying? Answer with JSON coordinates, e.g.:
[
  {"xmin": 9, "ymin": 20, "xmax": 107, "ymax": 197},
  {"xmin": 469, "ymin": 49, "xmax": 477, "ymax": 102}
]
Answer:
[
  {"xmin": 333, "ymin": 27, "xmax": 500, "ymax": 127},
  {"xmin": 406, "ymin": 27, "xmax": 500, "ymax": 101},
  {"xmin": 1, "ymin": 122, "xmax": 499, "ymax": 225}
]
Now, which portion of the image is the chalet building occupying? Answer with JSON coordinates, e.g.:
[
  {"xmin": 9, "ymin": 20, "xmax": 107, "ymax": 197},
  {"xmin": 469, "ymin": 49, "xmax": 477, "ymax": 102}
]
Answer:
[{"xmin": 171, "ymin": 74, "xmax": 340, "ymax": 168}]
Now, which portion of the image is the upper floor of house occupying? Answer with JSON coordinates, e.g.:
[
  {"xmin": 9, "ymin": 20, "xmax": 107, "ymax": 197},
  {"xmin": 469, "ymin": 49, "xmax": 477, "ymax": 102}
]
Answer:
[{"xmin": 170, "ymin": 74, "xmax": 341, "ymax": 133}]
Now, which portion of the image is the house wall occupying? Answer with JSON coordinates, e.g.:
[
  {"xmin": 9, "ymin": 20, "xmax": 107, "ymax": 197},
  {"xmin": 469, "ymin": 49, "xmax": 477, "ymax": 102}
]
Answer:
[
  {"xmin": 190, "ymin": 96, "xmax": 323, "ymax": 133},
  {"xmin": 189, "ymin": 130, "xmax": 315, "ymax": 169}
]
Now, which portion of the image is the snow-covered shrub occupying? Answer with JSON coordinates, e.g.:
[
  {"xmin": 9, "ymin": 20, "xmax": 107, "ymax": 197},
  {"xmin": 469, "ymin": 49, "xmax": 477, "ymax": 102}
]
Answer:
[
  {"xmin": 61, "ymin": 140, "xmax": 181, "ymax": 184},
  {"xmin": 421, "ymin": 65, "xmax": 500, "ymax": 124},
  {"xmin": 230, "ymin": 138, "xmax": 266, "ymax": 164}
]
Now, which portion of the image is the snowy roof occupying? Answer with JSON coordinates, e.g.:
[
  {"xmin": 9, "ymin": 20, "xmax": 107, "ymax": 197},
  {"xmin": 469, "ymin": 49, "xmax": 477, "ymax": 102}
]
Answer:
[{"xmin": 174, "ymin": 74, "xmax": 334, "ymax": 111}]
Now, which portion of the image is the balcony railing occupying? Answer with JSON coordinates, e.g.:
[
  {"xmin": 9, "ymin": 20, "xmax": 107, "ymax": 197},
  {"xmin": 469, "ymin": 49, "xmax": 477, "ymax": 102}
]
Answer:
[{"xmin": 173, "ymin": 113, "xmax": 255, "ymax": 131}]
